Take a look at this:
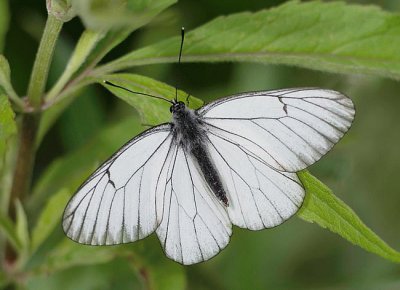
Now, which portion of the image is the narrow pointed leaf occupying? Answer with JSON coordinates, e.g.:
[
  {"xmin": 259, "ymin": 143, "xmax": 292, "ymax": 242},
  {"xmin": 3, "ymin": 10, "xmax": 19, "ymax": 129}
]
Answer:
[
  {"xmin": 31, "ymin": 189, "xmax": 70, "ymax": 252},
  {"xmin": 0, "ymin": 211, "xmax": 21, "ymax": 252},
  {"xmin": 298, "ymin": 170, "xmax": 400, "ymax": 263},
  {"xmin": 35, "ymin": 239, "xmax": 125, "ymax": 274},
  {"xmin": 0, "ymin": 56, "xmax": 21, "ymax": 107},
  {"xmin": 46, "ymin": 30, "xmax": 105, "ymax": 101},
  {"xmin": 15, "ymin": 199, "xmax": 30, "ymax": 253},
  {"xmin": 0, "ymin": 94, "xmax": 17, "ymax": 159}
]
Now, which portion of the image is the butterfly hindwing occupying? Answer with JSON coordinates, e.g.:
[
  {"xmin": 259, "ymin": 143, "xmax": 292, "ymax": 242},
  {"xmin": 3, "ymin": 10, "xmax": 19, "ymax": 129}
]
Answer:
[
  {"xmin": 156, "ymin": 145, "xmax": 232, "ymax": 265},
  {"xmin": 205, "ymin": 127, "xmax": 304, "ymax": 230}
]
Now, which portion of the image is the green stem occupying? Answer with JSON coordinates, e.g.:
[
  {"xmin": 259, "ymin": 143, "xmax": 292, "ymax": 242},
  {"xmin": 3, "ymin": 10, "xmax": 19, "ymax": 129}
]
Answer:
[
  {"xmin": 8, "ymin": 115, "xmax": 40, "ymax": 215},
  {"xmin": 26, "ymin": 14, "xmax": 63, "ymax": 109},
  {"xmin": 5, "ymin": 14, "xmax": 63, "ymax": 268},
  {"xmin": 9, "ymin": 12, "xmax": 63, "ymax": 214},
  {"xmin": 5, "ymin": 115, "xmax": 40, "ymax": 267}
]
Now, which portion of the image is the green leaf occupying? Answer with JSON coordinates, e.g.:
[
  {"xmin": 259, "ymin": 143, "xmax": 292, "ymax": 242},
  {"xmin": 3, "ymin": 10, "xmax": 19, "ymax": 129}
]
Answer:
[
  {"xmin": 47, "ymin": 0, "xmax": 76, "ymax": 22},
  {"xmin": 15, "ymin": 199, "xmax": 30, "ymax": 254},
  {"xmin": 0, "ymin": 55, "xmax": 11, "ymax": 84},
  {"xmin": 31, "ymin": 189, "xmax": 70, "ymax": 253},
  {"xmin": 34, "ymin": 239, "xmax": 124, "ymax": 274},
  {"xmin": 82, "ymin": 29, "xmax": 133, "ymax": 69},
  {"xmin": 46, "ymin": 30, "xmax": 106, "ymax": 101},
  {"xmin": 0, "ymin": 210, "xmax": 21, "ymax": 252},
  {"xmin": 297, "ymin": 170, "xmax": 400, "ymax": 263},
  {"xmin": 96, "ymin": 1, "xmax": 400, "ymax": 80},
  {"xmin": 101, "ymin": 73, "xmax": 203, "ymax": 125},
  {"xmin": 0, "ymin": 56, "xmax": 22, "ymax": 108},
  {"xmin": 0, "ymin": 133, "xmax": 16, "ymax": 214},
  {"xmin": 72, "ymin": 0, "xmax": 177, "ymax": 30},
  {"xmin": 0, "ymin": 94, "xmax": 17, "ymax": 160},
  {"xmin": 0, "ymin": 0, "xmax": 9, "ymax": 52}
]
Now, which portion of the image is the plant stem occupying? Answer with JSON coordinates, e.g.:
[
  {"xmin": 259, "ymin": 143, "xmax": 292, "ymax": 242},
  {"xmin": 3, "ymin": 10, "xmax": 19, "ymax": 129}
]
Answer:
[
  {"xmin": 5, "ymin": 14, "xmax": 63, "ymax": 267},
  {"xmin": 26, "ymin": 14, "xmax": 63, "ymax": 109},
  {"xmin": 8, "ymin": 115, "xmax": 40, "ymax": 217},
  {"xmin": 5, "ymin": 114, "xmax": 40, "ymax": 267},
  {"xmin": 10, "ymin": 12, "xmax": 63, "ymax": 220}
]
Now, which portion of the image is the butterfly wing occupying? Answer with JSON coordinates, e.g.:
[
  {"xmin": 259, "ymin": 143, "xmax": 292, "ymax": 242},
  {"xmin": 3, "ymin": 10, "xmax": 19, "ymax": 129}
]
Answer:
[
  {"xmin": 62, "ymin": 124, "xmax": 174, "ymax": 245},
  {"xmin": 205, "ymin": 128, "xmax": 304, "ymax": 230},
  {"xmin": 156, "ymin": 145, "xmax": 232, "ymax": 265},
  {"xmin": 198, "ymin": 88, "xmax": 355, "ymax": 172}
]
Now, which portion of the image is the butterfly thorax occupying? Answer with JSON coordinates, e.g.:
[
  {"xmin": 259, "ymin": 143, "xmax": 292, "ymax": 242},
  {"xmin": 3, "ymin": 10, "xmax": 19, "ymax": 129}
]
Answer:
[
  {"xmin": 171, "ymin": 102, "xmax": 205, "ymax": 150},
  {"xmin": 171, "ymin": 102, "xmax": 229, "ymax": 206}
]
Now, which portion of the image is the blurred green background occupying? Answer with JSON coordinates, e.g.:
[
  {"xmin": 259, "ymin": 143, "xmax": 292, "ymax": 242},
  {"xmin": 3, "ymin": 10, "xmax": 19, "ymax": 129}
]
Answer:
[{"xmin": 2, "ymin": 0, "xmax": 400, "ymax": 289}]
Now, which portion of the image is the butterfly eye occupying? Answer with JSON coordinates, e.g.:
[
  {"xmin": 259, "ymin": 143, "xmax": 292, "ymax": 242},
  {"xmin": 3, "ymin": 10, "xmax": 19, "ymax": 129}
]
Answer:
[{"xmin": 170, "ymin": 106, "xmax": 174, "ymax": 113}]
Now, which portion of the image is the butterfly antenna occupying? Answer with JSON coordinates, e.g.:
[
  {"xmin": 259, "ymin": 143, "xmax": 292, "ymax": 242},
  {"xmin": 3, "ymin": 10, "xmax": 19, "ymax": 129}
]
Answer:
[
  {"xmin": 175, "ymin": 27, "xmax": 185, "ymax": 103},
  {"xmin": 103, "ymin": 81, "xmax": 173, "ymax": 104}
]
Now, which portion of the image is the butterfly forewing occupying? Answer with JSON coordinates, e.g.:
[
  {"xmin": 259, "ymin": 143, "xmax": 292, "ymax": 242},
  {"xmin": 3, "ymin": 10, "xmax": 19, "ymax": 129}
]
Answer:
[
  {"xmin": 199, "ymin": 88, "xmax": 355, "ymax": 172},
  {"xmin": 62, "ymin": 125, "xmax": 173, "ymax": 245}
]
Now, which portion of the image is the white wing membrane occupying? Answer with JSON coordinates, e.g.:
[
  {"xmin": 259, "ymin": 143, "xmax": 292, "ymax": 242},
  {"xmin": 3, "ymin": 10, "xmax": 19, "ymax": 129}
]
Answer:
[
  {"xmin": 206, "ymin": 129, "xmax": 304, "ymax": 230},
  {"xmin": 62, "ymin": 125, "xmax": 173, "ymax": 245},
  {"xmin": 156, "ymin": 146, "xmax": 232, "ymax": 265},
  {"xmin": 199, "ymin": 88, "xmax": 355, "ymax": 172}
]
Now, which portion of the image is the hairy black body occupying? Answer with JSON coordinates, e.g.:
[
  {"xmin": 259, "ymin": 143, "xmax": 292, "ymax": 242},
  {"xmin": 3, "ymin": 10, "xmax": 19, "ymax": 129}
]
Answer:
[{"xmin": 171, "ymin": 101, "xmax": 229, "ymax": 206}]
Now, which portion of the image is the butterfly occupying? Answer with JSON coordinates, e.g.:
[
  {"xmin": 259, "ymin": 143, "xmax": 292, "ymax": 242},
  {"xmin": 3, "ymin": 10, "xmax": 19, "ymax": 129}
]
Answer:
[
  {"xmin": 62, "ymin": 29, "xmax": 355, "ymax": 265},
  {"xmin": 62, "ymin": 86, "xmax": 355, "ymax": 264}
]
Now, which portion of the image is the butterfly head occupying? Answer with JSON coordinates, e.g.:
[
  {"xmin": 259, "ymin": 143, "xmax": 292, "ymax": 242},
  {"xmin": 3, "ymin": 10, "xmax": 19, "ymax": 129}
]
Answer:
[{"xmin": 170, "ymin": 101, "xmax": 186, "ymax": 114}]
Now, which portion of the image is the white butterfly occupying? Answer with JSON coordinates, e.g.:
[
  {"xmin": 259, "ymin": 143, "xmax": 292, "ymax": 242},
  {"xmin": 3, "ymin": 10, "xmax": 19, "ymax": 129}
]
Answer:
[{"xmin": 62, "ymin": 87, "xmax": 355, "ymax": 265}]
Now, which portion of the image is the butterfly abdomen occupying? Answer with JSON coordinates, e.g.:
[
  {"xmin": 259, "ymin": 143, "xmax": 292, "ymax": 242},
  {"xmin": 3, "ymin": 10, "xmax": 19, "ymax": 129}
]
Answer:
[
  {"xmin": 172, "ymin": 103, "xmax": 229, "ymax": 206},
  {"xmin": 191, "ymin": 144, "xmax": 229, "ymax": 206}
]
